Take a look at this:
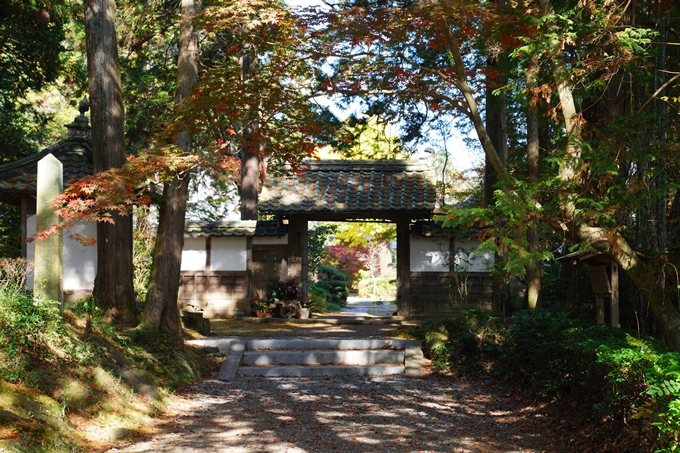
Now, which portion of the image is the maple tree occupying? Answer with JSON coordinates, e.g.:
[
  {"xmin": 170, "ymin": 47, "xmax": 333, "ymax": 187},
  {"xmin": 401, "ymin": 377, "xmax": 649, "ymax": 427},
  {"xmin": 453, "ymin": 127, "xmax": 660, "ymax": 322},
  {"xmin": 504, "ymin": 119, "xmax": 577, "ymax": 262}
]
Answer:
[{"xmin": 43, "ymin": 0, "xmax": 330, "ymax": 340}]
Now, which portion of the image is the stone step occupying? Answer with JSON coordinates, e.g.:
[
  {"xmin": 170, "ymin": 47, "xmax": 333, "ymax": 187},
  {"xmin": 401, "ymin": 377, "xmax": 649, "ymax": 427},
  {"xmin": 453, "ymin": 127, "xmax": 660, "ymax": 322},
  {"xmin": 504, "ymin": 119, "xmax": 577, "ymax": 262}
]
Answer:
[
  {"xmin": 246, "ymin": 339, "xmax": 408, "ymax": 351},
  {"xmin": 187, "ymin": 338, "xmax": 423, "ymax": 380},
  {"xmin": 238, "ymin": 364, "xmax": 405, "ymax": 377},
  {"xmin": 241, "ymin": 349, "xmax": 404, "ymax": 366}
]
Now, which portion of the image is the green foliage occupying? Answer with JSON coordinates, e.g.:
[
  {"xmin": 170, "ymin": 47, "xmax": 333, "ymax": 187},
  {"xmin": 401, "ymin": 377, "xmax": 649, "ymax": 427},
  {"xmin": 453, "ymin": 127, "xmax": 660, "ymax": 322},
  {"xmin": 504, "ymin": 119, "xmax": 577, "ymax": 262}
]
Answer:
[
  {"xmin": 0, "ymin": 292, "xmax": 65, "ymax": 385},
  {"xmin": 642, "ymin": 352, "xmax": 680, "ymax": 449},
  {"xmin": 307, "ymin": 284, "xmax": 330, "ymax": 313},
  {"xmin": 315, "ymin": 265, "xmax": 350, "ymax": 308},
  {"xmin": 132, "ymin": 205, "xmax": 156, "ymax": 302},
  {"xmin": 412, "ymin": 309, "xmax": 680, "ymax": 452},
  {"xmin": 332, "ymin": 221, "xmax": 396, "ymax": 248},
  {"xmin": 117, "ymin": 0, "xmax": 179, "ymax": 154},
  {"xmin": 332, "ymin": 115, "xmax": 407, "ymax": 160},
  {"xmin": 411, "ymin": 309, "xmax": 507, "ymax": 376},
  {"xmin": 308, "ymin": 222, "xmax": 338, "ymax": 278},
  {"xmin": 269, "ymin": 279, "xmax": 300, "ymax": 301},
  {"xmin": 357, "ymin": 271, "xmax": 396, "ymax": 300}
]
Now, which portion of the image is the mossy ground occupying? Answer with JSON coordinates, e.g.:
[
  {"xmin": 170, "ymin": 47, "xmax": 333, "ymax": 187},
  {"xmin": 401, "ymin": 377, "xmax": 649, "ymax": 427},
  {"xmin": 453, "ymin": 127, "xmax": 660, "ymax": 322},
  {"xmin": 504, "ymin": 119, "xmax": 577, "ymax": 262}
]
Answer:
[{"xmin": 0, "ymin": 308, "xmax": 217, "ymax": 453}]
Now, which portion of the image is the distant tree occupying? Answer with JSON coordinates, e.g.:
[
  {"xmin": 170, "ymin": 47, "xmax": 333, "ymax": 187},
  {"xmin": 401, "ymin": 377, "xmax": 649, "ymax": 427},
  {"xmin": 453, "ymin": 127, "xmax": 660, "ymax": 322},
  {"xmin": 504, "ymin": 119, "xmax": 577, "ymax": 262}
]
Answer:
[{"xmin": 333, "ymin": 116, "xmax": 407, "ymax": 160}]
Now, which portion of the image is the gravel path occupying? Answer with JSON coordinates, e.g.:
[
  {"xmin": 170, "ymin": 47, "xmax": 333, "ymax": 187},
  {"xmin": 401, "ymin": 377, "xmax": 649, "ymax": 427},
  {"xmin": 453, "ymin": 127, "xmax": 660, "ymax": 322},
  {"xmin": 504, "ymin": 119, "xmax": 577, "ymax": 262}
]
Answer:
[{"xmin": 106, "ymin": 324, "xmax": 572, "ymax": 453}]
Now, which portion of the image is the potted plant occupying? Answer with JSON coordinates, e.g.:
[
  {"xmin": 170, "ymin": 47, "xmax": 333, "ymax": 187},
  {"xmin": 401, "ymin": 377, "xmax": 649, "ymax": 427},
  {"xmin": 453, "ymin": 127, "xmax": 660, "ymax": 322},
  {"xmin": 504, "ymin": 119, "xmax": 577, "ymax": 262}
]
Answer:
[
  {"xmin": 269, "ymin": 279, "xmax": 302, "ymax": 318},
  {"xmin": 252, "ymin": 299, "xmax": 270, "ymax": 318}
]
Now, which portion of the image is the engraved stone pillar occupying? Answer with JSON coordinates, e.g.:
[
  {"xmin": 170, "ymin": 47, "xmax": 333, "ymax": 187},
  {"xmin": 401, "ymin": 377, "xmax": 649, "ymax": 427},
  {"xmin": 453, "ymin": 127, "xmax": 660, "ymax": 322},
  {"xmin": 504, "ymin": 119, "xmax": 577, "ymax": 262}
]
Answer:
[{"xmin": 34, "ymin": 154, "xmax": 63, "ymax": 309}]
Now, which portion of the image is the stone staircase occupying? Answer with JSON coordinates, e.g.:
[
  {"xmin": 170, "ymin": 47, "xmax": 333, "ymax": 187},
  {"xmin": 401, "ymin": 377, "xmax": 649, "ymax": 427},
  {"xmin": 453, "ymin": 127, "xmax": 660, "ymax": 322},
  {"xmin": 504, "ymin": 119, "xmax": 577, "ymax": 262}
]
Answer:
[{"xmin": 188, "ymin": 338, "xmax": 424, "ymax": 379}]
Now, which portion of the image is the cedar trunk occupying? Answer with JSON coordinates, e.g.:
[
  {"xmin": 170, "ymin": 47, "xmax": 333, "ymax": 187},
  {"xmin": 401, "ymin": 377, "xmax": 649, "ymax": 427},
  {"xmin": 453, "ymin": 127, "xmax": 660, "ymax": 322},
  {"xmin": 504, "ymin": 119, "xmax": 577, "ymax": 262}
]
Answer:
[
  {"xmin": 141, "ymin": 0, "xmax": 200, "ymax": 345},
  {"xmin": 84, "ymin": 0, "xmax": 137, "ymax": 324}
]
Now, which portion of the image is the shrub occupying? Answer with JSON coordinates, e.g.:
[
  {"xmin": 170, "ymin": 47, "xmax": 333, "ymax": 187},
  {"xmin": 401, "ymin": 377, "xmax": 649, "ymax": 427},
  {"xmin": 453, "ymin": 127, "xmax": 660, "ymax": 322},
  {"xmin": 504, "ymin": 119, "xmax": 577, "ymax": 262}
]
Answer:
[
  {"xmin": 307, "ymin": 284, "xmax": 330, "ymax": 313},
  {"xmin": 269, "ymin": 279, "xmax": 301, "ymax": 301},
  {"xmin": 0, "ymin": 286, "xmax": 65, "ymax": 385},
  {"xmin": 411, "ymin": 308, "xmax": 680, "ymax": 452},
  {"xmin": 316, "ymin": 265, "xmax": 349, "ymax": 307}
]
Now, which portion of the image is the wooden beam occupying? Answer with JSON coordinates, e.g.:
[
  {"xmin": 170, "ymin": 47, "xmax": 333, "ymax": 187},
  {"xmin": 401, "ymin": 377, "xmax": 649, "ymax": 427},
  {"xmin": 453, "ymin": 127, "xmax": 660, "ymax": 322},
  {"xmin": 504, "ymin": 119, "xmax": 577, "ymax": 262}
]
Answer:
[
  {"xmin": 246, "ymin": 236, "xmax": 252, "ymax": 312},
  {"xmin": 300, "ymin": 219, "xmax": 308, "ymax": 303}
]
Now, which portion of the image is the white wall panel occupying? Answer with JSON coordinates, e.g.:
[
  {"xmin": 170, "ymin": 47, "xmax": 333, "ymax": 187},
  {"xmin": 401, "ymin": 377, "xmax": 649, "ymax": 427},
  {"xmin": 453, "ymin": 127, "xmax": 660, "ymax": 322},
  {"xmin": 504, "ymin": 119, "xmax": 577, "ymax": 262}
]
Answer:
[
  {"xmin": 26, "ymin": 216, "xmax": 97, "ymax": 291},
  {"xmin": 211, "ymin": 237, "xmax": 247, "ymax": 271},
  {"xmin": 410, "ymin": 236, "xmax": 494, "ymax": 272},
  {"xmin": 181, "ymin": 237, "xmax": 207, "ymax": 271}
]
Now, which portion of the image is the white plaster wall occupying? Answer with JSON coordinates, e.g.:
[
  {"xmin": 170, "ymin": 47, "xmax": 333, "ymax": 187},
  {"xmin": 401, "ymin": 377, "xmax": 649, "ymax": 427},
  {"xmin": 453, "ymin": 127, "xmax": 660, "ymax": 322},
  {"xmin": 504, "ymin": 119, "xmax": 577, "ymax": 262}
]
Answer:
[
  {"xmin": 181, "ymin": 237, "xmax": 207, "ymax": 271},
  {"xmin": 26, "ymin": 216, "xmax": 97, "ymax": 291},
  {"xmin": 410, "ymin": 236, "xmax": 494, "ymax": 273},
  {"xmin": 252, "ymin": 234, "xmax": 288, "ymax": 245},
  {"xmin": 211, "ymin": 237, "xmax": 247, "ymax": 271},
  {"xmin": 410, "ymin": 236, "xmax": 450, "ymax": 272},
  {"xmin": 453, "ymin": 240, "xmax": 494, "ymax": 273}
]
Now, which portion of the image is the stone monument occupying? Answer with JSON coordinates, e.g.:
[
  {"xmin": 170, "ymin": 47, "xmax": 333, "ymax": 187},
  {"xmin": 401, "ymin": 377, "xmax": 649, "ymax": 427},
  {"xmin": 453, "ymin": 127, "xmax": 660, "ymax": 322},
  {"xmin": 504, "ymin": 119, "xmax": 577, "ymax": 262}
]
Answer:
[{"xmin": 34, "ymin": 154, "xmax": 64, "ymax": 310}]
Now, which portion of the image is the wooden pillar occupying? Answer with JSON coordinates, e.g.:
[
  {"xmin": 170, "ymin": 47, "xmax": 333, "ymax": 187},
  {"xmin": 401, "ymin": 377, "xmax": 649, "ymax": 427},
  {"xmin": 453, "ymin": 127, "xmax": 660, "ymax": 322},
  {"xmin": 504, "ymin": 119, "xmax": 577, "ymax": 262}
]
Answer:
[
  {"xmin": 396, "ymin": 217, "xmax": 411, "ymax": 317},
  {"xmin": 300, "ymin": 218, "xmax": 308, "ymax": 303},
  {"xmin": 610, "ymin": 262, "xmax": 620, "ymax": 328},
  {"xmin": 286, "ymin": 217, "xmax": 303, "ymax": 282},
  {"xmin": 246, "ymin": 236, "xmax": 253, "ymax": 311},
  {"xmin": 205, "ymin": 236, "xmax": 212, "ymax": 272}
]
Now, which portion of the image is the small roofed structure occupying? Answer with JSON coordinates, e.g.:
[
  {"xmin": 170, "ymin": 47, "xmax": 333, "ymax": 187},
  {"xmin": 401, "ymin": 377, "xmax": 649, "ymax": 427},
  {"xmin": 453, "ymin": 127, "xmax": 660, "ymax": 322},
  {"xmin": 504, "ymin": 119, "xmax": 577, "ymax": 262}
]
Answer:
[
  {"xmin": 259, "ymin": 158, "xmax": 436, "ymax": 219},
  {"xmin": 556, "ymin": 250, "xmax": 629, "ymax": 327}
]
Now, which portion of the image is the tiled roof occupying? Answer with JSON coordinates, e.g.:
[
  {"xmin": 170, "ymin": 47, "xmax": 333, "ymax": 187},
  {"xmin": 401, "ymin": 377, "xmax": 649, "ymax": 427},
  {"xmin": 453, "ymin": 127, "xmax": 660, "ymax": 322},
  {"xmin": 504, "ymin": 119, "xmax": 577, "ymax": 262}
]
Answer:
[
  {"xmin": 259, "ymin": 158, "xmax": 436, "ymax": 217},
  {"xmin": 0, "ymin": 137, "xmax": 93, "ymax": 205},
  {"xmin": 185, "ymin": 220, "xmax": 287, "ymax": 238}
]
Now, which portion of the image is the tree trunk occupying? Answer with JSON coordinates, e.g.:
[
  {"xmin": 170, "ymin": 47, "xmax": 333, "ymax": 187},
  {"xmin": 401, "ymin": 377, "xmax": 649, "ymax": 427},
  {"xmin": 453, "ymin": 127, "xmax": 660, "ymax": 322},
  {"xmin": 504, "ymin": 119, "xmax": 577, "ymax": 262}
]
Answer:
[
  {"xmin": 484, "ymin": 55, "xmax": 508, "ymax": 207},
  {"xmin": 84, "ymin": 0, "xmax": 137, "ymax": 324},
  {"xmin": 239, "ymin": 49, "xmax": 260, "ymax": 221},
  {"xmin": 525, "ymin": 55, "xmax": 542, "ymax": 310},
  {"xmin": 143, "ymin": 176, "xmax": 190, "ymax": 343},
  {"xmin": 241, "ymin": 146, "xmax": 259, "ymax": 220},
  {"xmin": 142, "ymin": 0, "xmax": 200, "ymax": 345},
  {"xmin": 438, "ymin": 2, "xmax": 680, "ymax": 350},
  {"xmin": 538, "ymin": 0, "xmax": 680, "ymax": 348}
]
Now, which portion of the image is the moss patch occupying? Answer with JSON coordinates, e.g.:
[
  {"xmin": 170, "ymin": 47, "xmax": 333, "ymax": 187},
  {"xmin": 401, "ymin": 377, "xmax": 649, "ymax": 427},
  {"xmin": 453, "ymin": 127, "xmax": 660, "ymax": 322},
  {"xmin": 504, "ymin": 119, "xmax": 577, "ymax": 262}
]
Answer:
[{"xmin": 0, "ymin": 307, "xmax": 217, "ymax": 453}]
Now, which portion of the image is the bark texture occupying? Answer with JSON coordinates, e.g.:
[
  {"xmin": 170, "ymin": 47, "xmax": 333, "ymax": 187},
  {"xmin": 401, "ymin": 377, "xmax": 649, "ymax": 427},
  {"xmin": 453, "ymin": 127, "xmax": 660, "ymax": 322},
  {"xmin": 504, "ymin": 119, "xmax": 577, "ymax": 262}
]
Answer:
[
  {"xmin": 84, "ymin": 0, "xmax": 137, "ymax": 324},
  {"xmin": 239, "ymin": 48, "xmax": 260, "ymax": 221},
  {"xmin": 484, "ymin": 56, "xmax": 508, "ymax": 208},
  {"xmin": 142, "ymin": 0, "xmax": 200, "ymax": 344}
]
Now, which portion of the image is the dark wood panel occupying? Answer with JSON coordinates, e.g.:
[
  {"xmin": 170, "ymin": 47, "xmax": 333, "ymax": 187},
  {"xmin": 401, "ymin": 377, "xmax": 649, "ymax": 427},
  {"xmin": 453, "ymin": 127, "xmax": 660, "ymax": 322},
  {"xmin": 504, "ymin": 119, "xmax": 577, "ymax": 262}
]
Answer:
[
  {"xmin": 409, "ymin": 272, "xmax": 494, "ymax": 316},
  {"xmin": 178, "ymin": 271, "xmax": 248, "ymax": 316}
]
